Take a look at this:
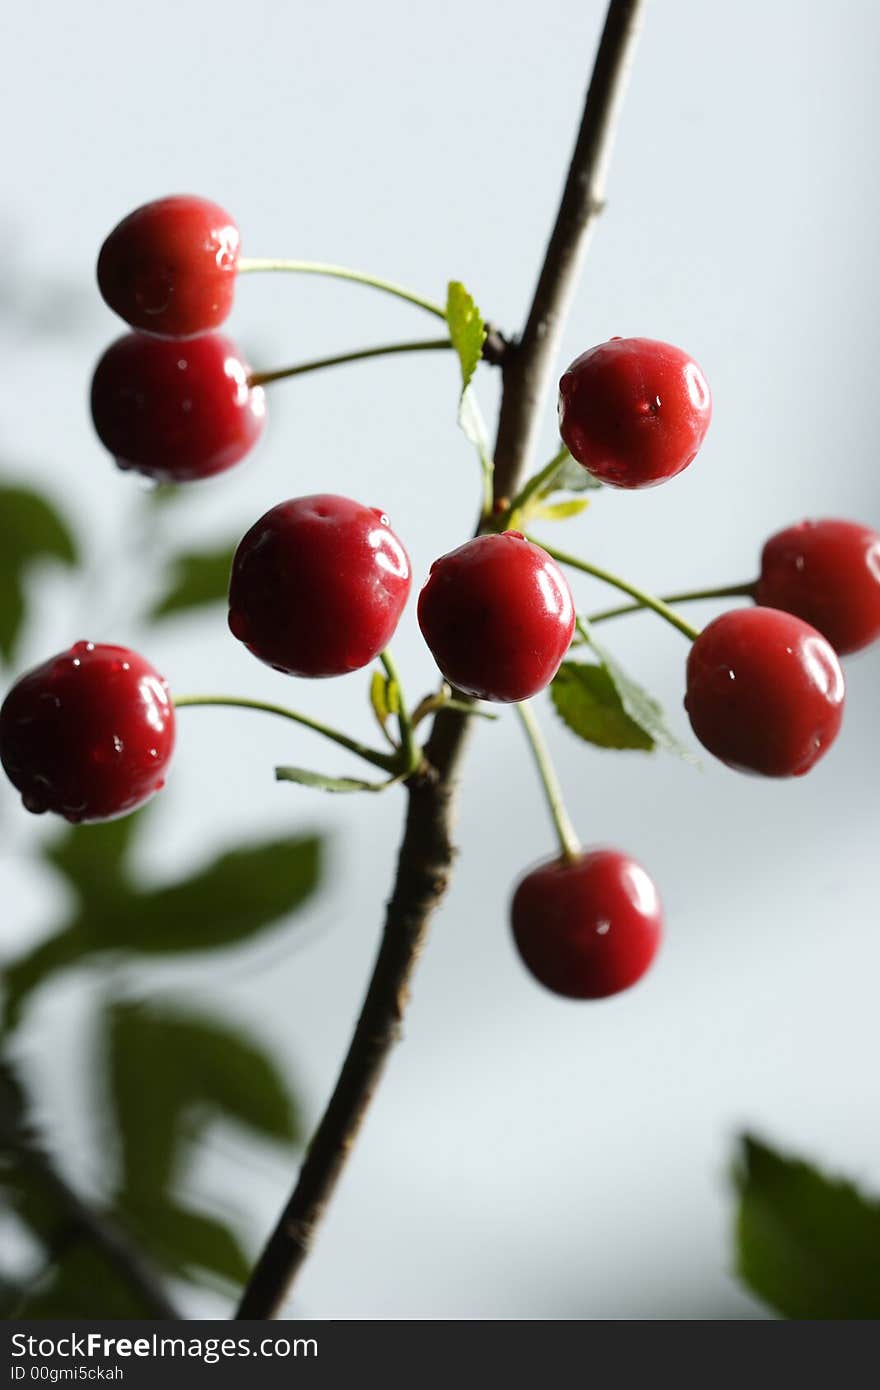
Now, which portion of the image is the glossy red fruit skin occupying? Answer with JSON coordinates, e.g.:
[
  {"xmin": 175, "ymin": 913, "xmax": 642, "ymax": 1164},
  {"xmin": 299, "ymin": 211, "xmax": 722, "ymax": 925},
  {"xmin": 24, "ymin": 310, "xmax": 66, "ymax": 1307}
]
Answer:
[
  {"xmin": 0, "ymin": 642, "xmax": 175, "ymax": 823},
  {"xmin": 511, "ymin": 848, "xmax": 662, "ymax": 1000},
  {"xmin": 756, "ymin": 519, "xmax": 880, "ymax": 656},
  {"xmin": 558, "ymin": 337, "xmax": 712, "ymax": 488},
  {"xmin": 228, "ymin": 495, "xmax": 412, "ymax": 677},
  {"xmin": 90, "ymin": 331, "xmax": 266, "ymax": 483},
  {"xmin": 97, "ymin": 195, "xmax": 240, "ymax": 339},
  {"xmin": 685, "ymin": 607, "xmax": 845, "ymax": 777},
  {"xmin": 417, "ymin": 532, "xmax": 575, "ymax": 703}
]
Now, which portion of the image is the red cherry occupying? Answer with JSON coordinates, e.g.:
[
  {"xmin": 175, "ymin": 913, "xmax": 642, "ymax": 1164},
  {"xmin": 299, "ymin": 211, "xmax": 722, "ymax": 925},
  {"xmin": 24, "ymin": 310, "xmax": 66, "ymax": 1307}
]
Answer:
[
  {"xmin": 558, "ymin": 337, "xmax": 712, "ymax": 488},
  {"xmin": 97, "ymin": 195, "xmax": 240, "ymax": 339},
  {"xmin": 756, "ymin": 519, "xmax": 880, "ymax": 656},
  {"xmin": 228, "ymin": 495, "xmax": 412, "ymax": 677},
  {"xmin": 417, "ymin": 532, "xmax": 575, "ymax": 703},
  {"xmin": 684, "ymin": 608, "xmax": 845, "ymax": 777},
  {"xmin": 0, "ymin": 642, "xmax": 175, "ymax": 823},
  {"xmin": 511, "ymin": 848, "xmax": 662, "ymax": 999},
  {"xmin": 90, "ymin": 331, "xmax": 266, "ymax": 483}
]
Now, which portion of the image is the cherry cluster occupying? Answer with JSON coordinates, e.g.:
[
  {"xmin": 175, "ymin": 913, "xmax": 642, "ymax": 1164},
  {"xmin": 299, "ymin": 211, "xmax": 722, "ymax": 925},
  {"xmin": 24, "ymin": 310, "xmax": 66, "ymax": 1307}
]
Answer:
[{"xmin": 2, "ymin": 196, "xmax": 879, "ymax": 1004}]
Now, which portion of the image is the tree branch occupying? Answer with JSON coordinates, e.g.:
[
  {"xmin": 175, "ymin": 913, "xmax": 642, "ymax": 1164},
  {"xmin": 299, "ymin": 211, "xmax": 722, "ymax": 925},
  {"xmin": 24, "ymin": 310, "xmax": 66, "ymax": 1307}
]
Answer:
[
  {"xmin": 236, "ymin": 0, "xmax": 645, "ymax": 1320},
  {"xmin": 493, "ymin": 0, "xmax": 644, "ymax": 501},
  {"xmin": 0, "ymin": 1061, "xmax": 178, "ymax": 1319}
]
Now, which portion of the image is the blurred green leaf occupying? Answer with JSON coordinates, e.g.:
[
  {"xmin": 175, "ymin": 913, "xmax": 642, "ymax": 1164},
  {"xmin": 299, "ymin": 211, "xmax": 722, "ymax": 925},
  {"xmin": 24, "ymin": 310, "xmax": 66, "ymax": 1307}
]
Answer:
[
  {"xmin": 275, "ymin": 765, "xmax": 391, "ymax": 793},
  {"xmin": 149, "ymin": 544, "xmax": 236, "ymax": 622},
  {"xmin": 529, "ymin": 497, "xmax": 591, "ymax": 523},
  {"xmin": 43, "ymin": 805, "xmax": 145, "ymax": 908},
  {"xmin": 736, "ymin": 1135, "xmax": 880, "ymax": 1319},
  {"xmin": 578, "ymin": 619, "xmax": 696, "ymax": 763},
  {"xmin": 541, "ymin": 452, "xmax": 603, "ymax": 495},
  {"xmin": 108, "ymin": 834, "xmax": 323, "ymax": 954},
  {"xmin": 125, "ymin": 1200, "xmax": 251, "ymax": 1287},
  {"xmin": 14, "ymin": 1245, "xmax": 162, "ymax": 1319},
  {"xmin": 446, "ymin": 281, "xmax": 486, "ymax": 395},
  {"xmin": 551, "ymin": 662, "xmax": 655, "ymax": 751},
  {"xmin": 0, "ymin": 484, "xmax": 78, "ymax": 662},
  {"xmin": 109, "ymin": 999, "xmax": 300, "ymax": 1202},
  {"xmin": 3, "ymin": 831, "xmax": 323, "ymax": 1029}
]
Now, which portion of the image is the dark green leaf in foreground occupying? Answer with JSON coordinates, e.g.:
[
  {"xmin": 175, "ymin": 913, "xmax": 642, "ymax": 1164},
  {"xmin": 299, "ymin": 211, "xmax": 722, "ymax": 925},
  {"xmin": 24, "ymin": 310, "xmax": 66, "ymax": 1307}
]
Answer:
[
  {"xmin": 550, "ymin": 661, "xmax": 654, "ymax": 751},
  {"xmin": 0, "ymin": 484, "xmax": 78, "ymax": 662},
  {"xmin": 3, "ymin": 828, "xmax": 323, "ymax": 1030},
  {"xmin": 149, "ymin": 543, "xmax": 236, "ymax": 621},
  {"xmin": 14, "ymin": 1245, "xmax": 163, "ymax": 1319},
  {"xmin": 124, "ymin": 1200, "xmax": 251, "ymax": 1287},
  {"xmin": 735, "ymin": 1134, "xmax": 880, "ymax": 1319},
  {"xmin": 109, "ymin": 999, "xmax": 300, "ymax": 1203}
]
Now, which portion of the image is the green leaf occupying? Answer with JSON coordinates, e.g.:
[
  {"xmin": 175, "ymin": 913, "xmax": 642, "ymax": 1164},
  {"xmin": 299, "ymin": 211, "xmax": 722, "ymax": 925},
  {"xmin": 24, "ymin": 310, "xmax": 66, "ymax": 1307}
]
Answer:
[
  {"xmin": 91, "ymin": 834, "xmax": 323, "ymax": 955},
  {"xmin": 14, "ymin": 1245, "xmax": 164, "ymax": 1319},
  {"xmin": 735, "ymin": 1135, "xmax": 880, "ymax": 1319},
  {"xmin": 149, "ymin": 544, "xmax": 236, "ymax": 621},
  {"xmin": 369, "ymin": 669, "xmax": 400, "ymax": 741},
  {"xmin": 275, "ymin": 765, "xmax": 391, "ymax": 793},
  {"xmin": 551, "ymin": 662, "xmax": 655, "ymax": 751},
  {"xmin": 446, "ymin": 281, "xmax": 486, "ymax": 395},
  {"xmin": 127, "ymin": 1200, "xmax": 250, "ymax": 1287},
  {"xmin": 579, "ymin": 619, "xmax": 697, "ymax": 763},
  {"xmin": 3, "ymin": 833, "xmax": 323, "ymax": 1028},
  {"xmin": 542, "ymin": 452, "xmax": 603, "ymax": 495},
  {"xmin": 44, "ymin": 806, "xmax": 145, "ymax": 907},
  {"xmin": 0, "ymin": 485, "xmax": 78, "ymax": 662},
  {"xmin": 529, "ymin": 497, "xmax": 591, "ymax": 522},
  {"xmin": 109, "ymin": 1000, "xmax": 301, "ymax": 1203}
]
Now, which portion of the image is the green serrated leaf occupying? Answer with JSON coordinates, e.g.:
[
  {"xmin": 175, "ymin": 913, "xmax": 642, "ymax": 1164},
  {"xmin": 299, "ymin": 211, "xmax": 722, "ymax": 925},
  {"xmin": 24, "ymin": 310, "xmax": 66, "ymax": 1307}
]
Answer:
[
  {"xmin": 446, "ymin": 281, "xmax": 486, "ymax": 395},
  {"xmin": 0, "ymin": 485, "xmax": 78, "ymax": 661},
  {"xmin": 530, "ymin": 498, "xmax": 591, "ymax": 522},
  {"xmin": 149, "ymin": 544, "xmax": 236, "ymax": 621},
  {"xmin": 735, "ymin": 1135, "xmax": 880, "ymax": 1319},
  {"xmin": 44, "ymin": 805, "xmax": 146, "ymax": 907},
  {"xmin": 109, "ymin": 1000, "xmax": 301, "ymax": 1205},
  {"xmin": 275, "ymin": 765, "xmax": 390, "ymax": 793},
  {"xmin": 579, "ymin": 619, "xmax": 698, "ymax": 763},
  {"xmin": 551, "ymin": 662, "xmax": 655, "ymax": 751}
]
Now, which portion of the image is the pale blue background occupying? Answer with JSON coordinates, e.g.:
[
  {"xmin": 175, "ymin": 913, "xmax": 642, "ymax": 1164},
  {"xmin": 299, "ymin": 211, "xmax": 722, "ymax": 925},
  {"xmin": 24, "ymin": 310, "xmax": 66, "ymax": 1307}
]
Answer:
[{"xmin": 2, "ymin": 0, "xmax": 879, "ymax": 1318}]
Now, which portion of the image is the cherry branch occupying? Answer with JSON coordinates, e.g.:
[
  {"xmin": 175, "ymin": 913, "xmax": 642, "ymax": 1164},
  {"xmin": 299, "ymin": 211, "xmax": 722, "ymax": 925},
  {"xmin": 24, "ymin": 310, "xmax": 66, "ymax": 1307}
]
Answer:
[{"xmin": 236, "ymin": 0, "xmax": 645, "ymax": 1320}]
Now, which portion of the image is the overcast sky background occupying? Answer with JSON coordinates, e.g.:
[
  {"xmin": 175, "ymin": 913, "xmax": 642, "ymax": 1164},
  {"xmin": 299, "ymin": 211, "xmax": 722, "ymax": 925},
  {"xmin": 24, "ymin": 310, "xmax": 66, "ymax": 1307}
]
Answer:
[{"xmin": 3, "ymin": 0, "xmax": 879, "ymax": 1318}]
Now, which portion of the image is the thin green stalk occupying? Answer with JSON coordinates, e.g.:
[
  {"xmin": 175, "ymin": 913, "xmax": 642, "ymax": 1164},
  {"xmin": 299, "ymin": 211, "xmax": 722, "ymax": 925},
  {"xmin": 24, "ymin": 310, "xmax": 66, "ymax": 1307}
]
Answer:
[
  {"xmin": 378, "ymin": 652, "xmax": 421, "ymax": 775},
  {"xmin": 237, "ymin": 258, "xmax": 446, "ymax": 320},
  {"xmin": 531, "ymin": 537, "xmax": 702, "ymax": 642},
  {"xmin": 505, "ymin": 444, "xmax": 570, "ymax": 526},
  {"xmin": 585, "ymin": 580, "xmax": 757, "ymax": 626},
  {"xmin": 250, "ymin": 338, "xmax": 453, "ymax": 387},
  {"xmin": 173, "ymin": 695, "xmax": 398, "ymax": 773},
  {"xmin": 515, "ymin": 701, "xmax": 581, "ymax": 864}
]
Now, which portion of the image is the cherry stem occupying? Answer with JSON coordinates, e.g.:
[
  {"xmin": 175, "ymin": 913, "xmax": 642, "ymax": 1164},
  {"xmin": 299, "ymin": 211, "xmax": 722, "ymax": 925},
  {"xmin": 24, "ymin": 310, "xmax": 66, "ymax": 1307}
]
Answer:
[
  {"xmin": 530, "ymin": 537, "xmax": 702, "ymax": 642},
  {"xmin": 514, "ymin": 700, "xmax": 582, "ymax": 864},
  {"xmin": 586, "ymin": 580, "xmax": 757, "ymax": 626},
  {"xmin": 505, "ymin": 444, "xmax": 571, "ymax": 527},
  {"xmin": 236, "ymin": 257, "xmax": 447, "ymax": 320},
  {"xmin": 173, "ymin": 695, "xmax": 399, "ymax": 774},
  {"xmin": 378, "ymin": 651, "xmax": 422, "ymax": 775},
  {"xmin": 249, "ymin": 338, "xmax": 453, "ymax": 387}
]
